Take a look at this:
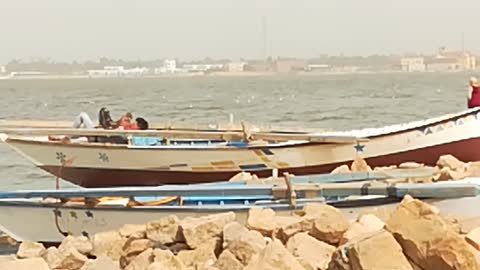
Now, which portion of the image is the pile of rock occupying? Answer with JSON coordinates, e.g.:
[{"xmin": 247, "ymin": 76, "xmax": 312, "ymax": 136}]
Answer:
[
  {"xmin": 332, "ymin": 154, "xmax": 480, "ymax": 182},
  {"xmin": 3, "ymin": 195, "xmax": 480, "ymax": 270}
]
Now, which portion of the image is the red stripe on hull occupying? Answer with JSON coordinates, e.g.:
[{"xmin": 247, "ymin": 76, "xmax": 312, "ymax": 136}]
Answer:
[{"xmin": 39, "ymin": 137, "xmax": 480, "ymax": 187}]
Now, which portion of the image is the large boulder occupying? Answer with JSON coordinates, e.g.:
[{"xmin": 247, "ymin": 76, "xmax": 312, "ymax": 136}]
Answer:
[
  {"xmin": 80, "ymin": 256, "xmax": 120, "ymax": 270},
  {"xmin": 150, "ymin": 248, "xmax": 187, "ymax": 270},
  {"xmin": 434, "ymin": 167, "xmax": 469, "ymax": 181},
  {"xmin": 177, "ymin": 238, "xmax": 219, "ymax": 268},
  {"xmin": 331, "ymin": 165, "xmax": 351, "ymax": 174},
  {"xmin": 305, "ymin": 204, "xmax": 350, "ymax": 245},
  {"xmin": 59, "ymin": 235, "xmax": 93, "ymax": 255},
  {"xmin": 356, "ymin": 206, "xmax": 393, "ymax": 223},
  {"xmin": 350, "ymin": 156, "xmax": 372, "ymax": 172},
  {"xmin": 436, "ymin": 154, "xmax": 468, "ymax": 171},
  {"xmin": 222, "ymin": 221, "xmax": 266, "ymax": 265},
  {"xmin": 16, "ymin": 241, "xmax": 46, "ymax": 258},
  {"xmin": 340, "ymin": 214, "xmax": 385, "ymax": 245},
  {"xmin": 271, "ymin": 203, "xmax": 351, "ymax": 244},
  {"xmin": 120, "ymin": 238, "xmax": 155, "ymax": 268},
  {"xmin": 245, "ymin": 240, "xmax": 306, "ymax": 270},
  {"xmin": 226, "ymin": 237, "xmax": 265, "ymax": 266},
  {"xmin": 285, "ymin": 232, "xmax": 335, "ymax": 270},
  {"xmin": 91, "ymin": 230, "xmax": 127, "ymax": 261},
  {"xmin": 55, "ymin": 246, "xmax": 89, "ymax": 270},
  {"xmin": 247, "ymin": 207, "xmax": 278, "ymax": 236},
  {"xmin": 0, "ymin": 257, "xmax": 50, "ymax": 270},
  {"xmin": 42, "ymin": 245, "xmax": 89, "ymax": 270},
  {"xmin": 222, "ymin": 222, "xmax": 249, "ymax": 247},
  {"xmin": 120, "ymin": 224, "xmax": 147, "ymax": 238},
  {"xmin": 41, "ymin": 246, "xmax": 63, "ymax": 269},
  {"xmin": 215, "ymin": 250, "xmax": 244, "ymax": 270},
  {"xmin": 125, "ymin": 248, "xmax": 154, "ymax": 270},
  {"xmin": 399, "ymin": 162, "xmax": 424, "ymax": 169},
  {"xmin": 180, "ymin": 212, "xmax": 235, "ymax": 249},
  {"xmin": 146, "ymin": 215, "xmax": 180, "ymax": 244},
  {"xmin": 385, "ymin": 195, "xmax": 480, "ymax": 270},
  {"xmin": 274, "ymin": 216, "xmax": 312, "ymax": 243},
  {"xmin": 348, "ymin": 230, "xmax": 413, "ymax": 270}
]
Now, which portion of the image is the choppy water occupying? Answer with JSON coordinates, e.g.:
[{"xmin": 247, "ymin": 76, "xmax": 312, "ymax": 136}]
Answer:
[{"xmin": 0, "ymin": 72, "xmax": 475, "ymax": 190}]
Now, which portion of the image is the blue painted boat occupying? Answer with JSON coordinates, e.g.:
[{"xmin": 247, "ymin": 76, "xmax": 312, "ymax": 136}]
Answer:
[{"xmin": 0, "ymin": 175, "xmax": 479, "ymax": 243}]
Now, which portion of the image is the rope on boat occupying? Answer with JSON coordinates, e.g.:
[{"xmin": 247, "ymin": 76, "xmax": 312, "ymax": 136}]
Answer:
[{"xmin": 53, "ymin": 208, "xmax": 69, "ymax": 237}]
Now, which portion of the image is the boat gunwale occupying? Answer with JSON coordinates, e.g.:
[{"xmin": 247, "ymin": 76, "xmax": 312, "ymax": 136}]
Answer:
[
  {"xmin": 0, "ymin": 196, "xmax": 401, "ymax": 211},
  {"xmin": 3, "ymin": 107, "xmax": 480, "ymax": 150}
]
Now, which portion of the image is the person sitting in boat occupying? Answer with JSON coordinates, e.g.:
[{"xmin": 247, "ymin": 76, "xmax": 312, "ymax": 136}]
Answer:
[
  {"xmin": 72, "ymin": 112, "xmax": 96, "ymax": 129},
  {"xmin": 73, "ymin": 107, "xmax": 117, "ymax": 129},
  {"xmin": 66, "ymin": 109, "xmax": 149, "ymax": 144},
  {"xmin": 468, "ymin": 77, "xmax": 480, "ymax": 108},
  {"xmin": 135, "ymin": 117, "xmax": 149, "ymax": 130},
  {"xmin": 116, "ymin": 112, "xmax": 139, "ymax": 130}
]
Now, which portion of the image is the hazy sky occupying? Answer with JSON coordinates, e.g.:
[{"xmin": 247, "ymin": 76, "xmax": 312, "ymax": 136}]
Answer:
[{"xmin": 1, "ymin": 0, "xmax": 479, "ymax": 63}]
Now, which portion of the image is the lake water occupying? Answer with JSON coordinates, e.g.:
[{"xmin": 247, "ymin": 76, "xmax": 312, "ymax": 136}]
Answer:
[{"xmin": 0, "ymin": 72, "xmax": 475, "ymax": 190}]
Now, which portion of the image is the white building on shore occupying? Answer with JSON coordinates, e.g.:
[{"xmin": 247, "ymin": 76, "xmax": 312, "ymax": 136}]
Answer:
[
  {"xmin": 154, "ymin": 59, "xmax": 178, "ymax": 74},
  {"xmin": 400, "ymin": 57, "xmax": 426, "ymax": 72},
  {"xmin": 182, "ymin": 63, "xmax": 224, "ymax": 72},
  {"xmin": 87, "ymin": 66, "xmax": 149, "ymax": 77}
]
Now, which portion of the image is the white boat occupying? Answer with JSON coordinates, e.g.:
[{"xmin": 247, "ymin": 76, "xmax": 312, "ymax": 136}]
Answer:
[
  {"xmin": 0, "ymin": 175, "xmax": 477, "ymax": 243},
  {"xmin": 2, "ymin": 108, "xmax": 480, "ymax": 187}
]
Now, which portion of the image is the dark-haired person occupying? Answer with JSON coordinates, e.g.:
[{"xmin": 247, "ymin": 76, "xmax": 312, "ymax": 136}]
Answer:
[
  {"xmin": 135, "ymin": 117, "xmax": 149, "ymax": 130},
  {"xmin": 130, "ymin": 118, "xmax": 161, "ymax": 145}
]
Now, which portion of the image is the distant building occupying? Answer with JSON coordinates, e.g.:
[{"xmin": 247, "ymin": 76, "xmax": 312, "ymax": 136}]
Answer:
[
  {"xmin": 425, "ymin": 58, "xmax": 459, "ymax": 72},
  {"xmin": 88, "ymin": 66, "xmax": 149, "ymax": 77},
  {"xmin": 224, "ymin": 62, "xmax": 246, "ymax": 72},
  {"xmin": 426, "ymin": 47, "xmax": 476, "ymax": 71},
  {"xmin": 306, "ymin": 64, "xmax": 331, "ymax": 72},
  {"xmin": 244, "ymin": 61, "xmax": 273, "ymax": 72},
  {"xmin": 274, "ymin": 59, "xmax": 306, "ymax": 73},
  {"xmin": 0, "ymin": 66, "xmax": 5, "ymax": 74},
  {"xmin": 182, "ymin": 64, "xmax": 223, "ymax": 72},
  {"xmin": 400, "ymin": 57, "xmax": 426, "ymax": 72},
  {"xmin": 8, "ymin": 71, "xmax": 48, "ymax": 78},
  {"xmin": 154, "ymin": 59, "xmax": 178, "ymax": 74}
]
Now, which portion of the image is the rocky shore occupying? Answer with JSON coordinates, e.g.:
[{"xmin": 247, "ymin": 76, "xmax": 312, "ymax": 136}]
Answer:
[{"xmin": 0, "ymin": 194, "xmax": 479, "ymax": 270}]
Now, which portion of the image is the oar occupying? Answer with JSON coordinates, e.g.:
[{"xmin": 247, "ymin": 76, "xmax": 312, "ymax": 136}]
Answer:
[
  {"xmin": 0, "ymin": 181, "xmax": 476, "ymax": 201},
  {"xmin": 0, "ymin": 127, "xmax": 367, "ymax": 143},
  {"xmin": 289, "ymin": 166, "xmax": 437, "ymax": 184}
]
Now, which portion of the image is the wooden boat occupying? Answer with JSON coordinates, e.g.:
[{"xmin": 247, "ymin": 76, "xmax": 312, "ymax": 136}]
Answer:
[
  {"xmin": 0, "ymin": 172, "xmax": 478, "ymax": 243},
  {"xmin": 2, "ymin": 108, "xmax": 480, "ymax": 187}
]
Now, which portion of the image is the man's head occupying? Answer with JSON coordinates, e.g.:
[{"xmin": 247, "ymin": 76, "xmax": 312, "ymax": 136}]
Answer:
[
  {"xmin": 470, "ymin": 77, "xmax": 478, "ymax": 86},
  {"xmin": 136, "ymin": 117, "xmax": 149, "ymax": 130}
]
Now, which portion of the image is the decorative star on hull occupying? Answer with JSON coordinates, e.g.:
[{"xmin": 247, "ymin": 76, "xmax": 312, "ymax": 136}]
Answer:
[{"xmin": 354, "ymin": 143, "xmax": 365, "ymax": 153}]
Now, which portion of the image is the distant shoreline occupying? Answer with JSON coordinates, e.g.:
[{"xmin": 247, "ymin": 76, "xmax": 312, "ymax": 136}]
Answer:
[{"xmin": 0, "ymin": 70, "xmax": 477, "ymax": 80}]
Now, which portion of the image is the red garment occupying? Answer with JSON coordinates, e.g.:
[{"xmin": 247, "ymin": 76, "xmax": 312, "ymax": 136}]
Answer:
[
  {"xmin": 116, "ymin": 115, "xmax": 138, "ymax": 130},
  {"xmin": 118, "ymin": 122, "xmax": 138, "ymax": 130},
  {"xmin": 468, "ymin": 85, "xmax": 480, "ymax": 108}
]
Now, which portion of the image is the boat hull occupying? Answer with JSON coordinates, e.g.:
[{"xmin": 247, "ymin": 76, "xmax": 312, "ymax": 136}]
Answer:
[
  {"xmin": 0, "ymin": 196, "xmax": 478, "ymax": 243},
  {"xmin": 4, "ymin": 108, "xmax": 480, "ymax": 187},
  {"xmin": 34, "ymin": 136, "xmax": 480, "ymax": 187}
]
